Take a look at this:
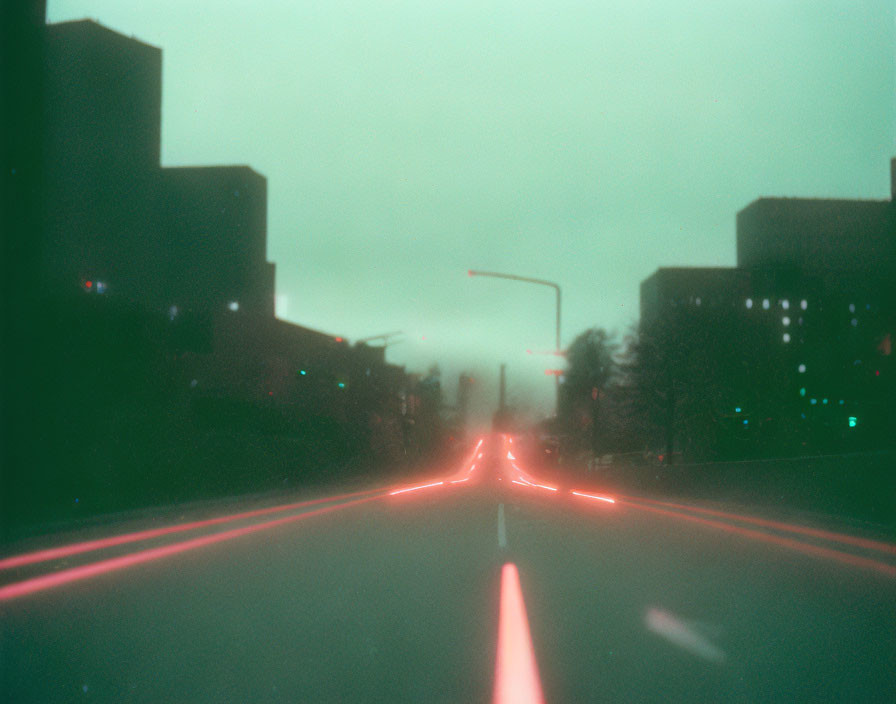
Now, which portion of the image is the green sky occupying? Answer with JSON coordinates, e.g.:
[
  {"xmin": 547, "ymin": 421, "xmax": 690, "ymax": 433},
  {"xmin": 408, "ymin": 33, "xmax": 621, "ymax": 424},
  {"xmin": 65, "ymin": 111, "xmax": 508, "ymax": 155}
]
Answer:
[{"xmin": 48, "ymin": 0, "xmax": 895, "ymax": 418}]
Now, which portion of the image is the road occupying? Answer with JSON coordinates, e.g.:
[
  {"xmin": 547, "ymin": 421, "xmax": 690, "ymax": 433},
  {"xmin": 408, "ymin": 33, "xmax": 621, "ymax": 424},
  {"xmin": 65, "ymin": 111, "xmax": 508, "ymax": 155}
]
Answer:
[{"xmin": 2, "ymin": 436, "xmax": 895, "ymax": 702}]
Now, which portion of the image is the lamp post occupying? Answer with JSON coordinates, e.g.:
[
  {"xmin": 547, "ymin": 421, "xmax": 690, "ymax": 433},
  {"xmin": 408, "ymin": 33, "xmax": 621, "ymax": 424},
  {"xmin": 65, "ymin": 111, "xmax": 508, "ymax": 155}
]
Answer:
[
  {"xmin": 467, "ymin": 269, "xmax": 562, "ymax": 415},
  {"xmin": 356, "ymin": 331, "xmax": 404, "ymax": 346}
]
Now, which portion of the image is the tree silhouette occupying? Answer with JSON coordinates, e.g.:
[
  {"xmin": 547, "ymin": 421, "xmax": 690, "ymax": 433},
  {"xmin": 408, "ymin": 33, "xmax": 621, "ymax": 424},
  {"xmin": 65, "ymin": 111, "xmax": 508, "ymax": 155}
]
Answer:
[{"xmin": 559, "ymin": 328, "xmax": 619, "ymax": 458}]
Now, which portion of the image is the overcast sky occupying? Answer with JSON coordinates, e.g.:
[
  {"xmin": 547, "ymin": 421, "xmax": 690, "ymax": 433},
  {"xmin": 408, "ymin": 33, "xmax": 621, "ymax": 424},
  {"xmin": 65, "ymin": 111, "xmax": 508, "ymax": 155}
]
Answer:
[{"xmin": 48, "ymin": 0, "xmax": 894, "ymax": 420}]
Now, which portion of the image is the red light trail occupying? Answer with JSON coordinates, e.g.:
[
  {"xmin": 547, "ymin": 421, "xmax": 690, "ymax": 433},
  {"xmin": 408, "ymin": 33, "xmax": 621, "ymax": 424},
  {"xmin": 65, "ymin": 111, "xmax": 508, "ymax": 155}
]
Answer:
[
  {"xmin": 571, "ymin": 491, "xmax": 616, "ymax": 504},
  {"xmin": 0, "ymin": 494, "xmax": 385, "ymax": 602},
  {"xmin": 616, "ymin": 494, "xmax": 896, "ymax": 555},
  {"xmin": 506, "ymin": 458, "xmax": 557, "ymax": 493},
  {"xmin": 620, "ymin": 499, "xmax": 896, "ymax": 578},
  {"xmin": 0, "ymin": 438, "xmax": 487, "ymax": 600},
  {"xmin": 0, "ymin": 487, "xmax": 385, "ymax": 571},
  {"xmin": 492, "ymin": 563, "xmax": 545, "ymax": 704},
  {"xmin": 389, "ymin": 481, "xmax": 445, "ymax": 496}
]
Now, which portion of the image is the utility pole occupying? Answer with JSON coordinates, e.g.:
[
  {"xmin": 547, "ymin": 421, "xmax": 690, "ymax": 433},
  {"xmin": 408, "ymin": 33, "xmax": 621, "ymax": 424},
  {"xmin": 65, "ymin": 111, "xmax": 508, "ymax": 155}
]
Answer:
[
  {"xmin": 468, "ymin": 269, "xmax": 562, "ymax": 415},
  {"xmin": 499, "ymin": 363, "xmax": 506, "ymax": 413}
]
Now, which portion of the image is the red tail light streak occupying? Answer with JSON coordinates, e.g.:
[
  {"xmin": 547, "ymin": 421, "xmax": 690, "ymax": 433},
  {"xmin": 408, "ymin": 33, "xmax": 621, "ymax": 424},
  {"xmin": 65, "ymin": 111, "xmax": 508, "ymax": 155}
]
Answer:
[
  {"xmin": 571, "ymin": 491, "xmax": 616, "ymax": 504},
  {"xmin": 509, "ymin": 477, "xmax": 557, "ymax": 492},
  {"xmin": 507, "ymin": 461, "xmax": 557, "ymax": 493},
  {"xmin": 617, "ymin": 495, "xmax": 896, "ymax": 556},
  {"xmin": 0, "ymin": 487, "xmax": 384, "ymax": 572},
  {"xmin": 621, "ymin": 499, "xmax": 896, "ymax": 578},
  {"xmin": 389, "ymin": 481, "xmax": 445, "ymax": 496},
  {"xmin": 493, "ymin": 563, "xmax": 545, "ymax": 704},
  {"xmin": 0, "ymin": 494, "xmax": 385, "ymax": 602}
]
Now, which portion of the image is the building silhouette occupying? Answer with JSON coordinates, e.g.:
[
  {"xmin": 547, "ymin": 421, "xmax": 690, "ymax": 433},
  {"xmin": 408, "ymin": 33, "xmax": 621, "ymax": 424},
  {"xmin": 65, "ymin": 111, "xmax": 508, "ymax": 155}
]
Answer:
[
  {"xmin": 639, "ymin": 160, "xmax": 895, "ymax": 458},
  {"xmin": 3, "ymin": 12, "xmax": 433, "ymax": 531},
  {"xmin": 42, "ymin": 20, "xmax": 274, "ymax": 316}
]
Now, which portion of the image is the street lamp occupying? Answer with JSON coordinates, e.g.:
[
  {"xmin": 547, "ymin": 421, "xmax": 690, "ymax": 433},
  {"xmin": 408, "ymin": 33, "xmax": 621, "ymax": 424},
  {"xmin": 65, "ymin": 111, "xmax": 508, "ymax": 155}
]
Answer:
[
  {"xmin": 467, "ymin": 269, "xmax": 563, "ymax": 415},
  {"xmin": 357, "ymin": 331, "xmax": 404, "ymax": 347}
]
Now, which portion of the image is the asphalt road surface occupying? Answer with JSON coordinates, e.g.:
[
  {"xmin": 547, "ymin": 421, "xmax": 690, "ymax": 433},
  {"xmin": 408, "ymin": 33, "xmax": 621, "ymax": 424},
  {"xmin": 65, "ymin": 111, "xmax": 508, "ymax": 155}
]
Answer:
[{"xmin": 3, "ymin": 436, "xmax": 895, "ymax": 702}]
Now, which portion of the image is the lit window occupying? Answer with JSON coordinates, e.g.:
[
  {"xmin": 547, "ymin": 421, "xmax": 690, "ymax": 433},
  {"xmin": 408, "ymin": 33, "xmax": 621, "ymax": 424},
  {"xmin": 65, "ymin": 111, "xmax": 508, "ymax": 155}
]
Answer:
[
  {"xmin": 798, "ymin": 364, "xmax": 806, "ymax": 373},
  {"xmin": 695, "ymin": 297, "xmax": 701, "ymax": 306},
  {"xmin": 227, "ymin": 301, "xmax": 239, "ymax": 311},
  {"xmin": 848, "ymin": 303, "xmax": 855, "ymax": 313},
  {"xmin": 810, "ymin": 398, "xmax": 817, "ymax": 405},
  {"xmin": 168, "ymin": 305, "xmax": 179, "ymax": 319},
  {"xmin": 850, "ymin": 318, "xmax": 858, "ymax": 327},
  {"xmin": 762, "ymin": 299, "xmax": 770, "ymax": 309},
  {"xmin": 96, "ymin": 281, "xmax": 106, "ymax": 293},
  {"xmin": 783, "ymin": 333, "xmax": 791, "ymax": 343},
  {"xmin": 781, "ymin": 299, "xmax": 790, "ymax": 309},
  {"xmin": 745, "ymin": 298, "xmax": 753, "ymax": 309},
  {"xmin": 799, "ymin": 387, "xmax": 806, "ymax": 396},
  {"xmin": 800, "ymin": 299, "xmax": 808, "ymax": 310},
  {"xmin": 822, "ymin": 398, "xmax": 828, "ymax": 404},
  {"xmin": 782, "ymin": 316, "xmax": 790, "ymax": 326}
]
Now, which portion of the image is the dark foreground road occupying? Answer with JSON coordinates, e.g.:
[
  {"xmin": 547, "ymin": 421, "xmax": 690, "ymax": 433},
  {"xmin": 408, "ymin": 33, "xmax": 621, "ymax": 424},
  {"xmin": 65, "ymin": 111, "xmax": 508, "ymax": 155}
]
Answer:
[{"xmin": 3, "ymin": 437, "xmax": 895, "ymax": 702}]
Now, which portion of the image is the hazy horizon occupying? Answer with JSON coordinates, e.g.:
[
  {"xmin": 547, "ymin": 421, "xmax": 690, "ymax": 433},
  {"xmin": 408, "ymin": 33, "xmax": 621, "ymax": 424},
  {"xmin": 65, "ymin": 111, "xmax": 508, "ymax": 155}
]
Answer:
[{"xmin": 47, "ymin": 0, "xmax": 895, "ymax": 421}]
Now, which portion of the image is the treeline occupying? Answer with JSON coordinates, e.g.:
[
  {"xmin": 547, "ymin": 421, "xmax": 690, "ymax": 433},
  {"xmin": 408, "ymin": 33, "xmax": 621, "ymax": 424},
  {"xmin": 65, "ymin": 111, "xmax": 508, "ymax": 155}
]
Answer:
[{"xmin": 556, "ymin": 312, "xmax": 892, "ymax": 464}]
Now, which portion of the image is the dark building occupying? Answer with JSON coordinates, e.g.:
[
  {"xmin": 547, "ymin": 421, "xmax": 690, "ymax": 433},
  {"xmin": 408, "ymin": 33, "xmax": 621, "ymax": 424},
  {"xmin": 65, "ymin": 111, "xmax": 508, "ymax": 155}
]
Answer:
[
  {"xmin": 3, "ymin": 1, "xmax": 51, "ymax": 538},
  {"xmin": 0, "ymin": 14, "xmax": 428, "ymax": 532},
  {"xmin": 640, "ymin": 267, "xmax": 752, "ymax": 326},
  {"xmin": 737, "ymin": 198, "xmax": 894, "ymax": 274},
  {"xmin": 40, "ymin": 20, "xmax": 275, "ymax": 316},
  {"xmin": 44, "ymin": 21, "xmax": 161, "ymax": 172},
  {"xmin": 41, "ymin": 22, "xmax": 160, "ymax": 297},
  {"xmin": 156, "ymin": 167, "xmax": 274, "ymax": 315},
  {"xmin": 638, "ymin": 160, "xmax": 895, "ymax": 459}
]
